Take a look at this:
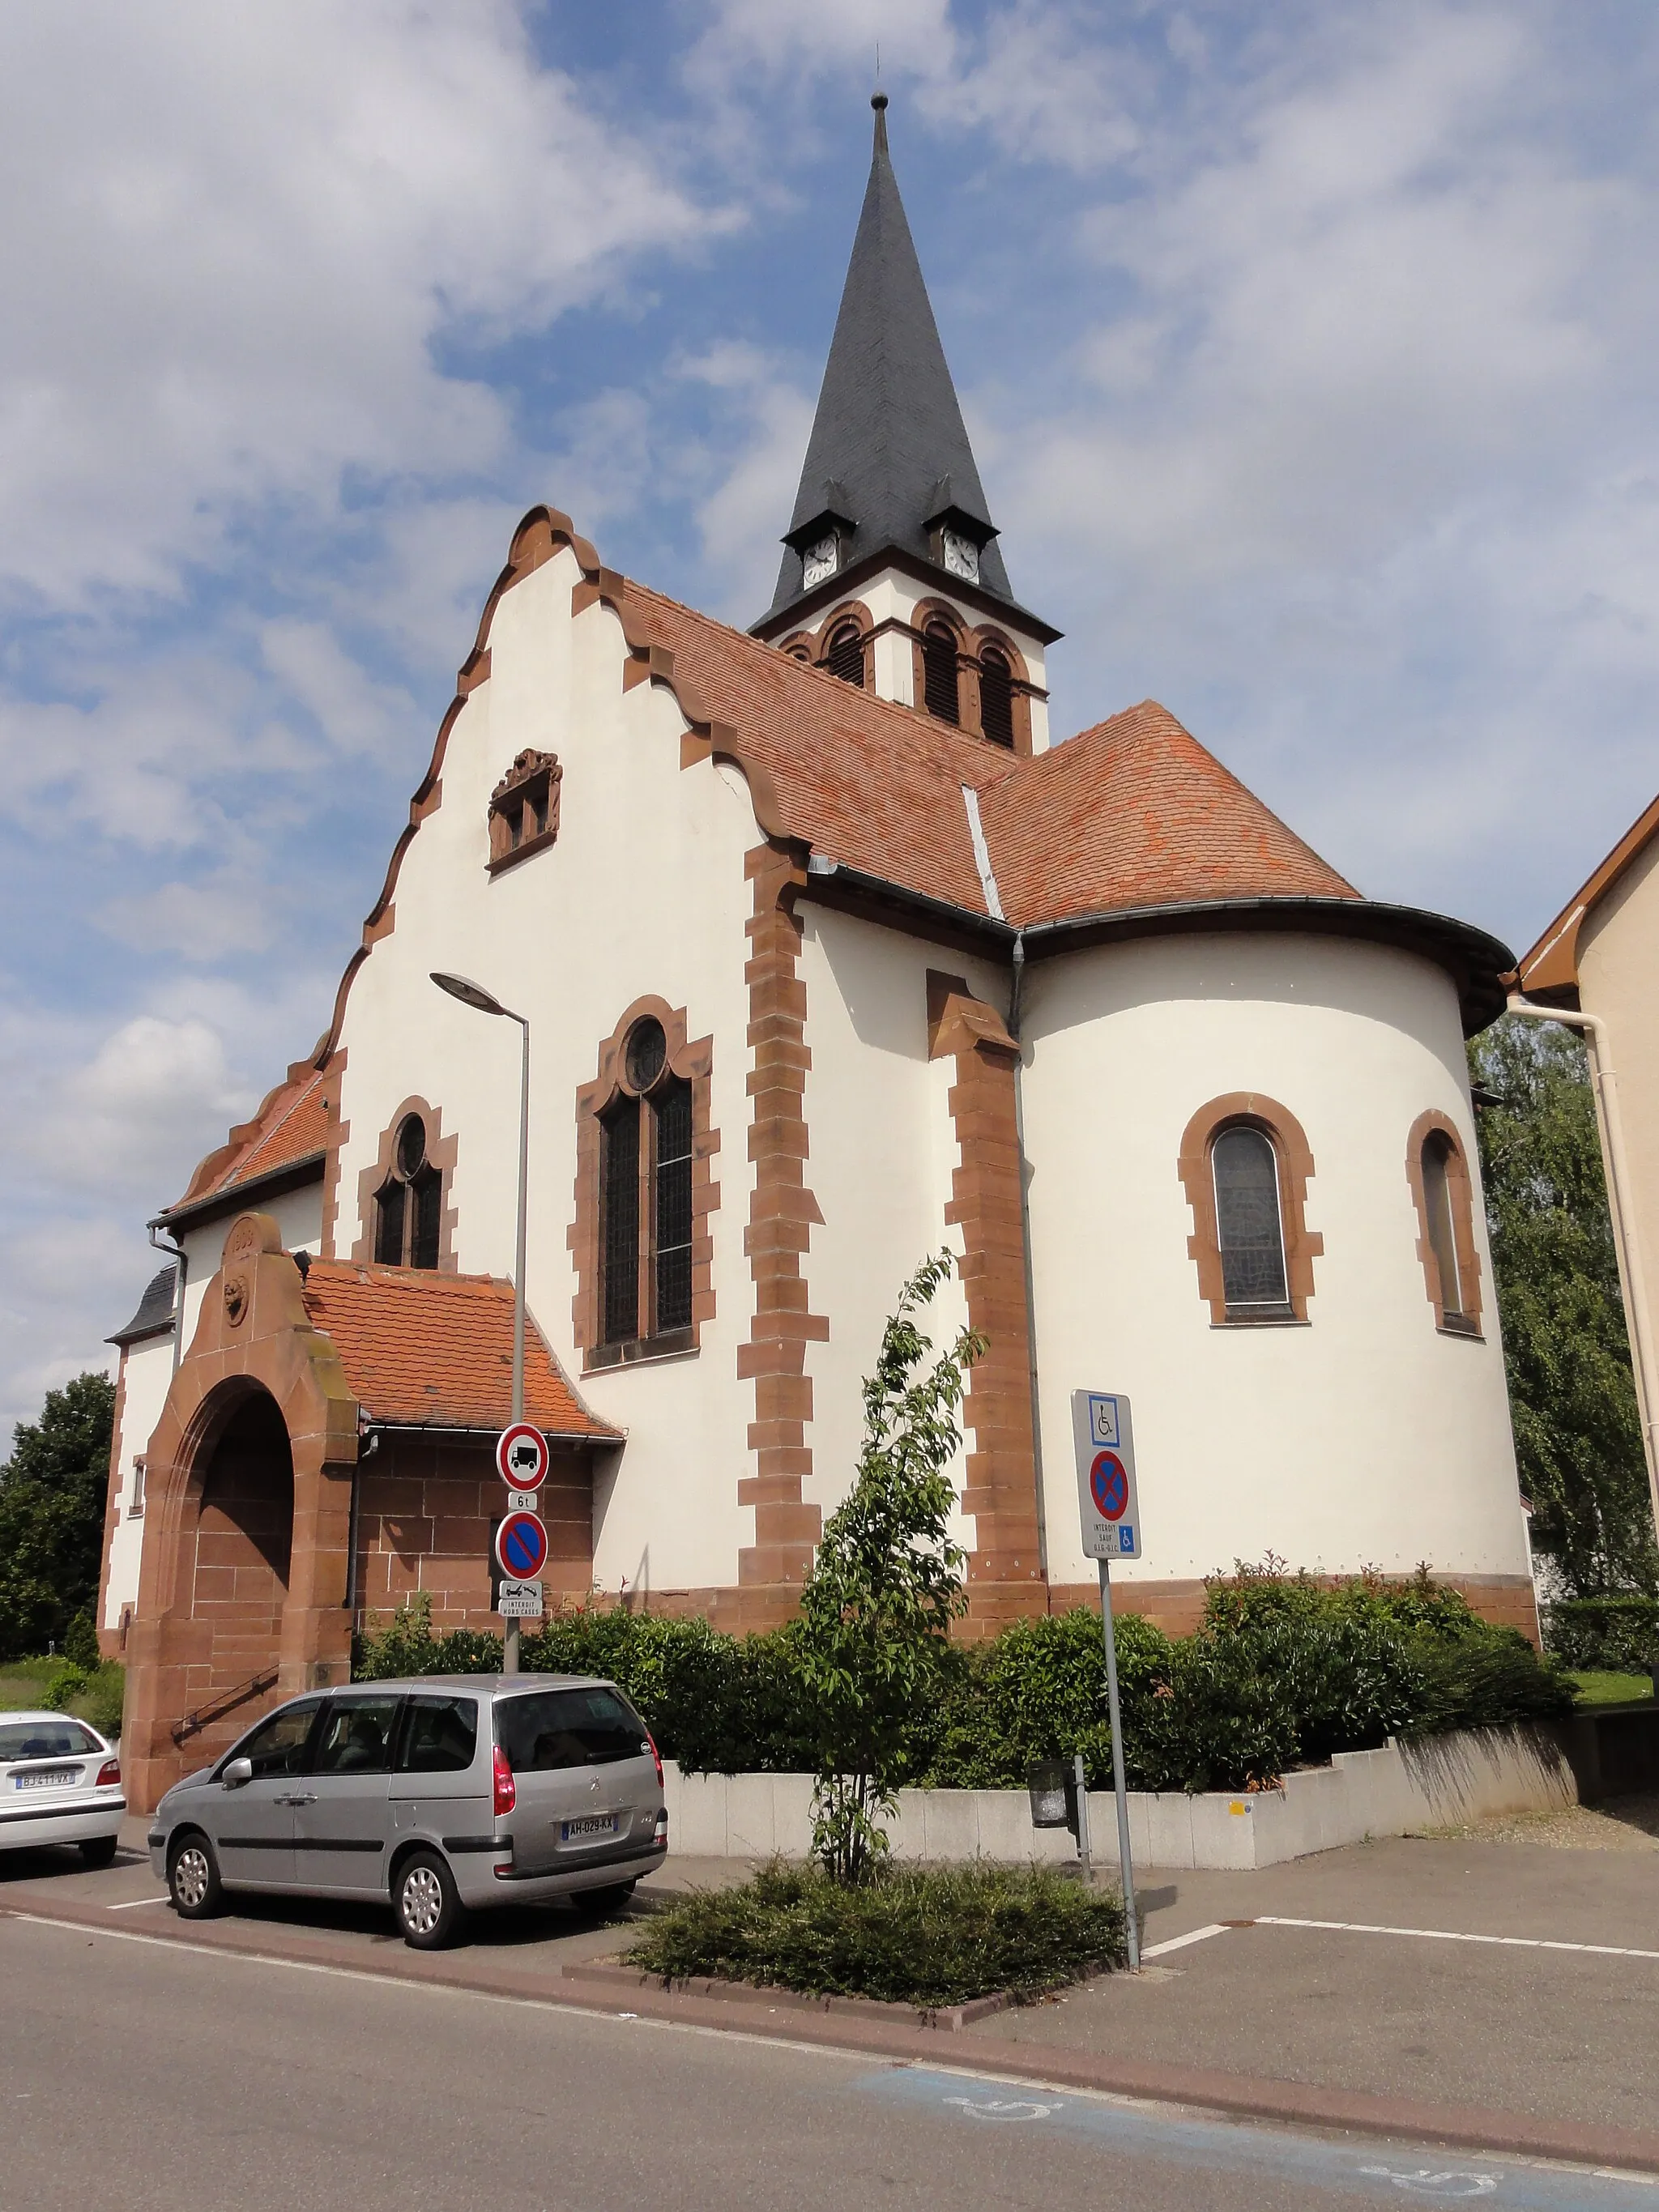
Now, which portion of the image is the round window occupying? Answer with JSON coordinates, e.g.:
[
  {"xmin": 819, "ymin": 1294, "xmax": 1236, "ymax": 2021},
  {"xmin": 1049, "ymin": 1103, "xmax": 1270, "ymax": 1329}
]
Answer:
[
  {"xmin": 625, "ymin": 1018, "xmax": 667, "ymax": 1092},
  {"xmin": 395, "ymin": 1115, "xmax": 427, "ymax": 1179}
]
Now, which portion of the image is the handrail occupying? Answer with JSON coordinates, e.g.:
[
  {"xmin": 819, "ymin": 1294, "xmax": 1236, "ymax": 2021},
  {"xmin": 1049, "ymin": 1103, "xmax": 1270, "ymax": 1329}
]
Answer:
[{"xmin": 170, "ymin": 1665, "xmax": 279, "ymax": 1746}]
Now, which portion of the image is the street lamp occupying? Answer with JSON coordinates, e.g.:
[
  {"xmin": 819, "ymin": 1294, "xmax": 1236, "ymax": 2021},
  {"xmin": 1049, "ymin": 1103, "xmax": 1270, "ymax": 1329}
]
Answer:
[{"xmin": 430, "ymin": 970, "xmax": 531, "ymax": 1673}]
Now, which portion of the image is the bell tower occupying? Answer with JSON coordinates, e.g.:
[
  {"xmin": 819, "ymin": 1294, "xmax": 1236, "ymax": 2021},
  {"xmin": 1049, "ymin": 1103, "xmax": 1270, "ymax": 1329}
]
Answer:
[{"xmin": 752, "ymin": 95, "xmax": 1060, "ymax": 754}]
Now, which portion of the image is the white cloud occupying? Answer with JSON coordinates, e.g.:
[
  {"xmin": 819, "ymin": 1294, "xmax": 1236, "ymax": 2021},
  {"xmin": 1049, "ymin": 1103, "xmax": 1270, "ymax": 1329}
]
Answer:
[{"xmin": 0, "ymin": 0, "xmax": 716, "ymax": 612}]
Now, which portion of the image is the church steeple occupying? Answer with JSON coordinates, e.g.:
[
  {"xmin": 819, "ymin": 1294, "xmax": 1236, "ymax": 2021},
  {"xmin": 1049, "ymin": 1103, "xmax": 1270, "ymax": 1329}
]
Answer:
[{"xmin": 754, "ymin": 95, "xmax": 1059, "ymax": 715}]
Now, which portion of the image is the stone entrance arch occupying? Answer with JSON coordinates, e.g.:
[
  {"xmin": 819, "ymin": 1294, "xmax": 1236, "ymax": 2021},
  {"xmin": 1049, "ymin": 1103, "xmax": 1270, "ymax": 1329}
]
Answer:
[{"xmin": 123, "ymin": 1213, "xmax": 360, "ymax": 1811}]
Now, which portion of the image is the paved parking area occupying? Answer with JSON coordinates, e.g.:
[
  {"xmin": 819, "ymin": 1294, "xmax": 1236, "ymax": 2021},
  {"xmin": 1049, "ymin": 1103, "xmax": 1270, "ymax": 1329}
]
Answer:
[{"xmin": 5, "ymin": 1807, "xmax": 1657, "ymax": 2157}]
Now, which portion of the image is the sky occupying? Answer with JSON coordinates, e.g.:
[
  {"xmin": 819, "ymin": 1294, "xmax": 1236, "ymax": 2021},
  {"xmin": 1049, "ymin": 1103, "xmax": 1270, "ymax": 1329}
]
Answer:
[{"xmin": 3, "ymin": 0, "xmax": 1657, "ymax": 1434}]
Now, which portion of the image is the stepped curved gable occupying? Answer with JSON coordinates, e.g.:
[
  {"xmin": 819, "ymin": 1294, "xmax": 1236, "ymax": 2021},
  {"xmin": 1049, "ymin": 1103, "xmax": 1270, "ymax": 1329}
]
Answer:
[{"xmin": 101, "ymin": 99, "xmax": 1533, "ymax": 1809}]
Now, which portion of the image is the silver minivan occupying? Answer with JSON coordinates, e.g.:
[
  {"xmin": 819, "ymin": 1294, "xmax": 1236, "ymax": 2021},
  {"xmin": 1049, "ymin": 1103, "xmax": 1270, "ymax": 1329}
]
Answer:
[{"xmin": 147, "ymin": 1674, "xmax": 668, "ymax": 1948}]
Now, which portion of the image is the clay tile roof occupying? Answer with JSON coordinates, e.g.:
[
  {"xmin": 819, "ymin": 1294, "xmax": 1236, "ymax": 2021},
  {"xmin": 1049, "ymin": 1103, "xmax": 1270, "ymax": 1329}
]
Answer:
[
  {"xmin": 175, "ymin": 1067, "xmax": 330, "ymax": 1210},
  {"xmin": 625, "ymin": 586, "xmax": 1355, "ymax": 926},
  {"xmin": 978, "ymin": 701, "xmax": 1360, "ymax": 928},
  {"xmin": 300, "ymin": 1262, "xmax": 618, "ymax": 1438},
  {"xmin": 624, "ymin": 579, "xmax": 1009, "ymax": 914}
]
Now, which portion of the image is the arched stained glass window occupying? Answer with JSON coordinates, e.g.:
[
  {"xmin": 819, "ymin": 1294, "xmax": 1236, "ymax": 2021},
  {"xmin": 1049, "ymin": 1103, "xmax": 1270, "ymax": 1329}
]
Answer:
[
  {"xmin": 1212, "ymin": 1125, "xmax": 1290, "ymax": 1315},
  {"xmin": 374, "ymin": 1114, "xmax": 441, "ymax": 1270},
  {"xmin": 1418, "ymin": 1128, "xmax": 1478, "ymax": 1332}
]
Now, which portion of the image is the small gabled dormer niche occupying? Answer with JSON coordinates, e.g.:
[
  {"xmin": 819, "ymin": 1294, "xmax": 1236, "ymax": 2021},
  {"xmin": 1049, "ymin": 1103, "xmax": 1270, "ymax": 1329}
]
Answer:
[{"xmin": 487, "ymin": 749, "xmax": 561, "ymax": 876}]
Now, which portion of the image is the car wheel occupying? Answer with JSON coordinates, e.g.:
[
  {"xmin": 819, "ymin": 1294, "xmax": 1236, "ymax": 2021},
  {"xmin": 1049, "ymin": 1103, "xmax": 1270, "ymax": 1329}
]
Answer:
[
  {"xmin": 168, "ymin": 1832, "xmax": 224, "ymax": 1919},
  {"xmin": 571, "ymin": 1880, "xmax": 636, "ymax": 1920},
  {"xmin": 394, "ymin": 1850, "xmax": 463, "ymax": 1950},
  {"xmin": 79, "ymin": 1835, "xmax": 118, "ymax": 1870}
]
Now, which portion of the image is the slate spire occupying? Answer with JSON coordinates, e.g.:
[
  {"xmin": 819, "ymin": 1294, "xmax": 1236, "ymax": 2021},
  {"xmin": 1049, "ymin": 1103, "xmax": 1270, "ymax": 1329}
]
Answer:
[{"xmin": 763, "ymin": 93, "xmax": 1017, "ymax": 622}]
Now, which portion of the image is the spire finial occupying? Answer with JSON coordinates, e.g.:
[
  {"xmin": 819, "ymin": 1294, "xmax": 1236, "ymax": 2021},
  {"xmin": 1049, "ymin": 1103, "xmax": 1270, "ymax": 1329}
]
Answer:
[{"xmin": 871, "ymin": 89, "xmax": 889, "ymax": 156}]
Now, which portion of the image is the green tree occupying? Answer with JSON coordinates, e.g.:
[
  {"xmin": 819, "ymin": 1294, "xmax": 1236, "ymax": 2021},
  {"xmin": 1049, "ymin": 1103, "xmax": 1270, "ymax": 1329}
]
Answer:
[
  {"xmin": 1470, "ymin": 1017, "xmax": 1657, "ymax": 1595},
  {"xmin": 0, "ymin": 1371, "xmax": 117, "ymax": 1660},
  {"xmin": 797, "ymin": 1252, "xmax": 983, "ymax": 1882}
]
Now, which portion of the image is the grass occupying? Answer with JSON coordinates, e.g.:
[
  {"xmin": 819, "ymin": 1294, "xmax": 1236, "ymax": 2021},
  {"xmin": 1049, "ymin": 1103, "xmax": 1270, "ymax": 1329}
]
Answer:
[
  {"xmin": 0, "ymin": 1657, "xmax": 126, "ymax": 1737},
  {"xmin": 1567, "ymin": 1669, "xmax": 1655, "ymax": 1707},
  {"xmin": 625, "ymin": 1858, "xmax": 1127, "ymax": 2010}
]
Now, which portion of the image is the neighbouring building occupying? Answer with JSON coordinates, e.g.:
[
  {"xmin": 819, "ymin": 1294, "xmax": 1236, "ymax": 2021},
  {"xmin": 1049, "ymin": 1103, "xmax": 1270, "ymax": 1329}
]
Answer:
[
  {"xmin": 1516, "ymin": 791, "xmax": 1659, "ymax": 1521},
  {"xmin": 101, "ymin": 99, "xmax": 1535, "ymax": 1811}
]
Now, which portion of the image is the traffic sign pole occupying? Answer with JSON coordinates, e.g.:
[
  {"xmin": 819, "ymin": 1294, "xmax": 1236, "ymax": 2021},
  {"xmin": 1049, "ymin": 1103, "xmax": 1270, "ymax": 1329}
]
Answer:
[
  {"xmin": 1098, "ymin": 1555, "xmax": 1140, "ymax": 1971},
  {"xmin": 1071, "ymin": 1388, "xmax": 1144, "ymax": 1972}
]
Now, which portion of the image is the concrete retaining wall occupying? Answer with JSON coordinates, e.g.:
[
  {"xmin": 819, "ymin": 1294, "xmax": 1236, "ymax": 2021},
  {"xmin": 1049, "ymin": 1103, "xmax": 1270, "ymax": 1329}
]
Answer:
[{"xmin": 664, "ymin": 1724, "xmax": 1577, "ymax": 1871}]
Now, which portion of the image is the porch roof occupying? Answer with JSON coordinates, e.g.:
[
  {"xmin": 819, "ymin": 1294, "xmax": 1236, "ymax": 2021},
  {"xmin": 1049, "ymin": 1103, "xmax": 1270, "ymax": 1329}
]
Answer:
[{"xmin": 299, "ymin": 1261, "xmax": 619, "ymax": 1440}]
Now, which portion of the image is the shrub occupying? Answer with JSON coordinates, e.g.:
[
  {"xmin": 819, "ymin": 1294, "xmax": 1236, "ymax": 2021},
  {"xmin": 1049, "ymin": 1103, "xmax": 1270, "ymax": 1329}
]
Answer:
[
  {"xmin": 353, "ymin": 1567, "xmax": 1572, "ymax": 1796},
  {"xmin": 625, "ymin": 1857, "xmax": 1125, "ymax": 2007},
  {"xmin": 354, "ymin": 1592, "xmax": 501, "ymax": 1680},
  {"xmin": 78, "ymin": 1661, "xmax": 126, "ymax": 1740},
  {"xmin": 1544, "ymin": 1596, "xmax": 1659, "ymax": 1673},
  {"xmin": 38, "ymin": 1658, "xmax": 88, "ymax": 1711},
  {"xmin": 62, "ymin": 1612, "xmax": 102, "ymax": 1670}
]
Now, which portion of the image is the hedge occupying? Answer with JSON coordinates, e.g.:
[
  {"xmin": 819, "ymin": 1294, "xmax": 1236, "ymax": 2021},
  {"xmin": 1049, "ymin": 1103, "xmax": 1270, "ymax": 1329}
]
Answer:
[
  {"xmin": 357, "ymin": 1567, "xmax": 1572, "ymax": 1795},
  {"xmin": 1542, "ymin": 1596, "xmax": 1659, "ymax": 1673}
]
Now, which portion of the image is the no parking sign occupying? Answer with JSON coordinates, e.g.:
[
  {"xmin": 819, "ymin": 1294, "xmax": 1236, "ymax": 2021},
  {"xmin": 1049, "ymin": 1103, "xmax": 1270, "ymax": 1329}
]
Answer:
[{"xmin": 1071, "ymin": 1390, "xmax": 1142, "ymax": 1561}]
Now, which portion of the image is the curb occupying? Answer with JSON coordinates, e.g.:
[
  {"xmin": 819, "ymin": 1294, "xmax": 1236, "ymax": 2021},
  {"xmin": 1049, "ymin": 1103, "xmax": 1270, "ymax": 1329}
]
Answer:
[
  {"xmin": 10, "ymin": 1894, "xmax": 1659, "ymax": 2176},
  {"xmin": 561, "ymin": 1957, "xmax": 1015, "ymax": 2031}
]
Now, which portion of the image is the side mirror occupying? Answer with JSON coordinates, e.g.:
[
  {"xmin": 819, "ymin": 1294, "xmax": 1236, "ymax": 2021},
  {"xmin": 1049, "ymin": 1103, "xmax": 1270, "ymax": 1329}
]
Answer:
[{"xmin": 221, "ymin": 1757, "xmax": 254, "ymax": 1789}]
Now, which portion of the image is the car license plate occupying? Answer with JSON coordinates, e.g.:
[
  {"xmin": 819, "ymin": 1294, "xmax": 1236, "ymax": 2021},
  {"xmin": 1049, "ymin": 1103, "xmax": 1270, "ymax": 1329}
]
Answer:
[
  {"xmin": 15, "ymin": 1767, "xmax": 79, "ymax": 1790},
  {"xmin": 560, "ymin": 1813, "xmax": 616, "ymax": 1843}
]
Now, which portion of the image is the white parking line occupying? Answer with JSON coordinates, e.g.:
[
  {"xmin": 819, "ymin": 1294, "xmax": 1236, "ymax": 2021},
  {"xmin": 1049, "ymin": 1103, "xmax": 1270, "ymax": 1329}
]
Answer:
[
  {"xmin": 1256, "ymin": 1916, "xmax": 1659, "ymax": 1962},
  {"xmin": 1141, "ymin": 1922, "xmax": 1233, "ymax": 1959},
  {"xmin": 105, "ymin": 1895, "xmax": 167, "ymax": 1910}
]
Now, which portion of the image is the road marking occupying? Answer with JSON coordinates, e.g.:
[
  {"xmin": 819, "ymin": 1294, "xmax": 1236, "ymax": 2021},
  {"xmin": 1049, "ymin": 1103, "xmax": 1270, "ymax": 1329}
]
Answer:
[
  {"xmin": 105, "ymin": 1895, "xmax": 167, "ymax": 1910},
  {"xmin": 1142, "ymin": 1921, "xmax": 1232, "ymax": 1958},
  {"xmin": 1257, "ymin": 1917, "xmax": 1659, "ymax": 1962},
  {"xmin": 871, "ymin": 2065, "xmax": 1659, "ymax": 2208}
]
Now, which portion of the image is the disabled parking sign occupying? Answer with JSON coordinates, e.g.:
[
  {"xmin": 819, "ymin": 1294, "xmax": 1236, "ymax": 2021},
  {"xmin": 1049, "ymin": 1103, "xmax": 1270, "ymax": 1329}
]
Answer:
[{"xmin": 1072, "ymin": 1390, "xmax": 1141, "ymax": 1561}]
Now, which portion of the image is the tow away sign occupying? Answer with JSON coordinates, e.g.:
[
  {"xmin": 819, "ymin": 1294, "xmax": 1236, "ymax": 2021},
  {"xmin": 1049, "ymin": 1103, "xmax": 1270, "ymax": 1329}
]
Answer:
[{"xmin": 1072, "ymin": 1390, "xmax": 1141, "ymax": 1562}]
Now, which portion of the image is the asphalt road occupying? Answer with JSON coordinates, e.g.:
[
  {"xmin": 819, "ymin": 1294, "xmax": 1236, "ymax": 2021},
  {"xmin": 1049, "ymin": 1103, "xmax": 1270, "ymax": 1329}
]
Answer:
[{"xmin": 6, "ymin": 1912, "xmax": 1653, "ymax": 2212}]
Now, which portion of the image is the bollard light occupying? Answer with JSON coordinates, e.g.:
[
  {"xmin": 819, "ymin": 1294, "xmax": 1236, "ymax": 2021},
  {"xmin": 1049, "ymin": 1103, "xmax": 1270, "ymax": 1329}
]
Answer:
[{"xmin": 1027, "ymin": 1760, "xmax": 1069, "ymax": 1829}]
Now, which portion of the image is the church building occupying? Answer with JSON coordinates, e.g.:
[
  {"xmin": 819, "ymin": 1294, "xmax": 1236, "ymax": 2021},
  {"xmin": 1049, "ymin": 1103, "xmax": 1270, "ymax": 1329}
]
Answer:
[{"xmin": 100, "ymin": 99, "xmax": 1534, "ymax": 1811}]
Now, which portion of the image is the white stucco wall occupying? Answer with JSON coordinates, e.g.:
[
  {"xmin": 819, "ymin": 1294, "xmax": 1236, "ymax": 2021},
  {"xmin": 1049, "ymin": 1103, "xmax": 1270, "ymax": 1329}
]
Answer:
[
  {"xmin": 102, "ymin": 1332, "xmax": 177, "ymax": 1629},
  {"xmin": 795, "ymin": 906, "xmax": 1009, "ymax": 1547},
  {"xmin": 1019, "ymin": 931, "xmax": 1528, "ymax": 1589},
  {"xmin": 328, "ymin": 547, "xmax": 761, "ymax": 1598}
]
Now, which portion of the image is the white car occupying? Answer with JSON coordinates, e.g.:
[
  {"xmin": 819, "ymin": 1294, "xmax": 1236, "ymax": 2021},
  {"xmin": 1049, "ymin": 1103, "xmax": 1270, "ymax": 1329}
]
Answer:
[{"xmin": 0, "ymin": 1711, "xmax": 126, "ymax": 1865}]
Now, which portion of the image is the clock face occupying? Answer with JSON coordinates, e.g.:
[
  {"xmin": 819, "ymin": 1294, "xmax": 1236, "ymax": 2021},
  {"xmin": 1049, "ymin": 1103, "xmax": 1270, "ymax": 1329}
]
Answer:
[
  {"xmin": 802, "ymin": 535, "xmax": 838, "ymax": 590},
  {"xmin": 941, "ymin": 527, "xmax": 980, "ymax": 583}
]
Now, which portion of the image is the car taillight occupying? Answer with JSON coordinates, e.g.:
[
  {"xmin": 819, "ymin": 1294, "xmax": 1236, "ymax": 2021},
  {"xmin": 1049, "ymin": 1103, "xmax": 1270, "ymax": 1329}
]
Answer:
[
  {"xmin": 643, "ymin": 1733, "xmax": 663, "ymax": 1788},
  {"xmin": 493, "ymin": 1744, "xmax": 516, "ymax": 1816},
  {"xmin": 96, "ymin": 1758, "xmax": 121, "ymax": 1788}
]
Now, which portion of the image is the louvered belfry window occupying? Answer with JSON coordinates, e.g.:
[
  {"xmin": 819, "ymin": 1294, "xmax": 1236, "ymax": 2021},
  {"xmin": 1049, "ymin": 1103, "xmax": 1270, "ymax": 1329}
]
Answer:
[
  {"xmin": 825, "ymin": 621, "xmax": 865, "ymax": 687},
  {"xmin": 922, "ymin": 621, "xmax": 960, "ymax": 723},
  {"xmin": 1212, "ymin": 1126, "xmax": 1291, "ymax": 1315},
  {"xmin": 979, "ymin": 647, "xmax": 1014, "ymax": 748}
]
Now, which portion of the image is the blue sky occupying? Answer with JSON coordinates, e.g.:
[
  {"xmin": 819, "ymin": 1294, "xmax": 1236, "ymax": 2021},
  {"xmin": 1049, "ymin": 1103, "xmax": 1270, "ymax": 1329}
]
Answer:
[{"xmin": 3, "ymin": 0, "xmax": 1658, "ymax": 1430}]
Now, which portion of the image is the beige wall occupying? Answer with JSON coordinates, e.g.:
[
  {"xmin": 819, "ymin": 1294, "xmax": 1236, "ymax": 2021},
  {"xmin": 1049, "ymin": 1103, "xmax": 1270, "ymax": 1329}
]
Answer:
[{"xmin": 1577, "ymin": 834, "xmax": 1659, "ymax": 1457}]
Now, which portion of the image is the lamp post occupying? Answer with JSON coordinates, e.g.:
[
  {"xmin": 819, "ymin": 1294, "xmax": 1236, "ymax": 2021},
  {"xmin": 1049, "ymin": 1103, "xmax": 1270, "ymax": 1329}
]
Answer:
[{"xmin": 430, "ymin": 971, "xmax": 531, "ymax": 1673}]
